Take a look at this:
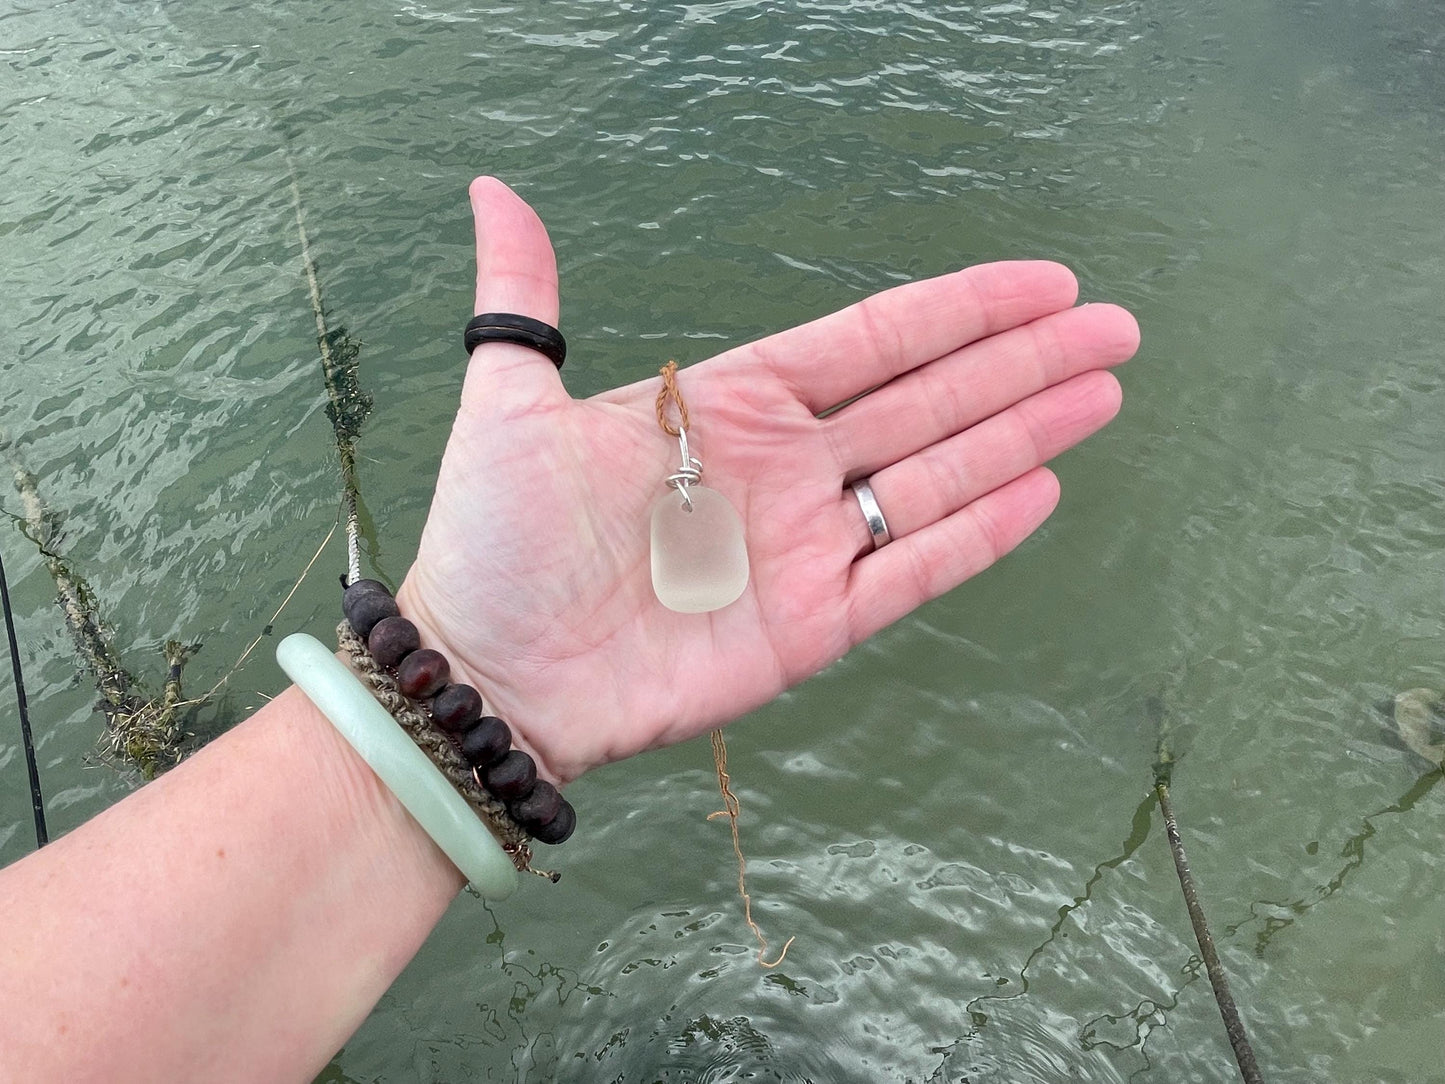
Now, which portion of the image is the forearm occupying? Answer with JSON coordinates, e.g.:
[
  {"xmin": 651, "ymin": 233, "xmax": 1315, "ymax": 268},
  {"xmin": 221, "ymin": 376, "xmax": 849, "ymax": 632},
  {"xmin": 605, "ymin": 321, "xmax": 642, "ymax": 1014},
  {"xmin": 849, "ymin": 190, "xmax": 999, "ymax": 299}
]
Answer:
[{"xmin": 0, "ymin": 683, "xmax": 463, "ymax": 1084}]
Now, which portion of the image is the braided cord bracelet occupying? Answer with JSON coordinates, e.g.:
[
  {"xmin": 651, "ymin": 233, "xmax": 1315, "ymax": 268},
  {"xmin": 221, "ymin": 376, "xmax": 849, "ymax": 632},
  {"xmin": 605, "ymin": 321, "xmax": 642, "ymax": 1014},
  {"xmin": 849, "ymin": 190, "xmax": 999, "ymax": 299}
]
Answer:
[
  {"xmin": 278, "ymin": 577, "xmax": 576, "ymax": 893},
  {"xmin": 336, "ymin": 621, "xmax": 537, "ymax": 861},
  {"xmin": 276, "ymin": 633, "xmax": 520, "ymax": 899}
]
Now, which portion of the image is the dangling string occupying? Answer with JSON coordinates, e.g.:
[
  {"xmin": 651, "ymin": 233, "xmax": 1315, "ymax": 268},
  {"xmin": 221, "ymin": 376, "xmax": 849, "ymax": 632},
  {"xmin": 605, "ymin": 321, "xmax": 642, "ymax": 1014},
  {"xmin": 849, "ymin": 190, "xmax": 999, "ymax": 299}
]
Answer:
[
  {"xmin": 655, "ymin": 360, "xmax": 793, "ymax": 966},
  {"xmin": 707, "ymin": 729, "xmax": 795, "ymax": 968}
]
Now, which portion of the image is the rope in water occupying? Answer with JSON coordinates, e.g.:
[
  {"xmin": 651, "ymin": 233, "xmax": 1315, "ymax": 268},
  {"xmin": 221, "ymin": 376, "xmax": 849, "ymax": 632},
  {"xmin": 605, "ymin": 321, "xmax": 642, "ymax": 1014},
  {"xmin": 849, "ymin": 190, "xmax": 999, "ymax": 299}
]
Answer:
[
  {"xmin": 0, "ymin": 545, "xmax": 47, "ymax": 848},
  {"xmin": 286, "ymin": 154, "xmax": 367, "ymax": 583},
  {"xmin": 1154, "ymin": 743, "xmax": 1264, "ymax": 1083}
]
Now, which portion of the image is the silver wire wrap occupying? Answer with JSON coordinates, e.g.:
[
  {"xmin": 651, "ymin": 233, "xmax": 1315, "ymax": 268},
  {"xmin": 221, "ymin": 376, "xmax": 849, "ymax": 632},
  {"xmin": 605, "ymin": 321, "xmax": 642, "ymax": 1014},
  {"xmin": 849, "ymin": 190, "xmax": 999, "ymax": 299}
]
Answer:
[{"xmin": 665, "ymin": 428, "xmax": 704, "ymax": 510}]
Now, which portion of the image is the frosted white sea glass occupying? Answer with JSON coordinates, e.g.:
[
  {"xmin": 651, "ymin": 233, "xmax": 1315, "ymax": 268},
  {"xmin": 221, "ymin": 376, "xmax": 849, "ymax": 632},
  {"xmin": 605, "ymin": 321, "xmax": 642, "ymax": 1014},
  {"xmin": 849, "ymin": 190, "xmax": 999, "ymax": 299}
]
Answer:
[{"xmin": 650, "ymin": 486, "xmax": 749, "ymax": 613}]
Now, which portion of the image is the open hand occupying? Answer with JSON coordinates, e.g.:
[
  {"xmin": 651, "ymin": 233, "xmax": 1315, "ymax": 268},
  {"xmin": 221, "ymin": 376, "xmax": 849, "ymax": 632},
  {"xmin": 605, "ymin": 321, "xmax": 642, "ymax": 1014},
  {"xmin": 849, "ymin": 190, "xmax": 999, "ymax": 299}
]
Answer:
[{"xmin": 398, "ymin": 178, "xmax": 1138, "ymax": 784}]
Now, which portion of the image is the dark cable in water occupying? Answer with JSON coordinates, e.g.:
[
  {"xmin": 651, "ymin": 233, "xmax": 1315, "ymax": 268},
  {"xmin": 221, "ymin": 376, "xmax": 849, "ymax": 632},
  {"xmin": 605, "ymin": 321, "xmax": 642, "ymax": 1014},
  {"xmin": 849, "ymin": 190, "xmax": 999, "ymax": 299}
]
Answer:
[
  {"xmin": 1154, "ymin": 726, "xmax": 1262, "ymax": 1084},
  {"xmin": 1155, "ymin": 780, "xmax": 1263, "ymax": 1082},
  {"xmin": 0, "ymin": 545, "xmax": 48, "ymax": 847}
]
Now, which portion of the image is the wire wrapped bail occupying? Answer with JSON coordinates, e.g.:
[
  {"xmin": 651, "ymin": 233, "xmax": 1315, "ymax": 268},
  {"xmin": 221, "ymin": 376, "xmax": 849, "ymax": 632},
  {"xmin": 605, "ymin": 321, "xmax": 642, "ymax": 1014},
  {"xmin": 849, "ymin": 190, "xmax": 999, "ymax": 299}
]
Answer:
[
  {"xmin": 665, "ymin": 429, "xmax": 704, "ymax": 510},
  {"xmin": 656, "ymin": 361, "xmax": 702, "ymax": 509}
]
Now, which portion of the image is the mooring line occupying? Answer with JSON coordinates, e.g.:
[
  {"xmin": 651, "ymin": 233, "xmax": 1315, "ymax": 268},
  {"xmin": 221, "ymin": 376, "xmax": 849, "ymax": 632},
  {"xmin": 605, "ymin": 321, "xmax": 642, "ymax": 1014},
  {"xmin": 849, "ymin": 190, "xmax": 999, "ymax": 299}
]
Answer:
[
  {"xmin": 284, "ymin": 152, "xmax": 369, "ymax": 581},
  {"xmin": 1155, "ymin": 738, "xmax": 1264, "ymax": 1084},
  {"xmin": 0, "ymin": 545, "xmax": 47, "ymax": 847}
]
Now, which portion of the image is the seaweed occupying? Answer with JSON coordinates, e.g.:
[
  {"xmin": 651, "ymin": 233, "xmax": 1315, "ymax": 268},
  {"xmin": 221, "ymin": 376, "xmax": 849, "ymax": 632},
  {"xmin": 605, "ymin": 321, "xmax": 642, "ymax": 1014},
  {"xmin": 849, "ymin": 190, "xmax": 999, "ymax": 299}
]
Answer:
[{"xmin": 3, "ymin": 437, "xmax": 194, "ymax": 778}]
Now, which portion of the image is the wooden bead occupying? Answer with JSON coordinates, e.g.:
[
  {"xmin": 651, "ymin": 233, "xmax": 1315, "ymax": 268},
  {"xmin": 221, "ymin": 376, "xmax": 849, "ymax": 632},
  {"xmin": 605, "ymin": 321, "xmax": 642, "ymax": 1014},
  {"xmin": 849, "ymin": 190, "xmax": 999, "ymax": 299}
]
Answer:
[
  {"xmin": 430, "ymin": 684, "xmax": 483, "ymax": 734},
  {"xmin": 343, "ymin": 580, "xmax": 398, "ymax": 639},
  {"xmin": 481, "ymin": 750, "xmax": 536, "ymax": 800},
  {"xmin": 367, "ymin": 616, "xmax": 419, "ymax": 668},
  {"xmin": 459, "ymin": 715, "xmax": 511, "ymax": 767},
  {"xmin": 396, "ymin": 648, "xmax": 449, "ymax": 699},
  {"xmin": 509, "ymin": 780, "xmax": 561, "ymax": 828},
  {"xmin": 343, "ymin": 578, "xmax": 389, "ymax": 605},
  {"xmin": 531, "ymin": 800, "xmax": 575, "ymax": 845}
]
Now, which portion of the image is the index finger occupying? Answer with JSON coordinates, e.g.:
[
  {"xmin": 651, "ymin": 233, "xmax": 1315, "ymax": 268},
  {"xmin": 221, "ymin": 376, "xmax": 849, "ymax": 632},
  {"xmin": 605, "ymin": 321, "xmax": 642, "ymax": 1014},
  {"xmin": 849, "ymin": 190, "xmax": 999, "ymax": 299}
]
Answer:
[{"xmin": 735, "ymin": 260, "xmax": 1080, "ymax": 414}]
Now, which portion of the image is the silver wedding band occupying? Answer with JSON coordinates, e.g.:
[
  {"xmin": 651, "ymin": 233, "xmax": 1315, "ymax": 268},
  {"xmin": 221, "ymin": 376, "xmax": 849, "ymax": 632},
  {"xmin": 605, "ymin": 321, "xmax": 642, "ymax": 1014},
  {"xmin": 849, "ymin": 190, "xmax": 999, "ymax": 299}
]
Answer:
[{"xmin": 850, "ymin": 479, "xmax": 891, "ymax": 550}]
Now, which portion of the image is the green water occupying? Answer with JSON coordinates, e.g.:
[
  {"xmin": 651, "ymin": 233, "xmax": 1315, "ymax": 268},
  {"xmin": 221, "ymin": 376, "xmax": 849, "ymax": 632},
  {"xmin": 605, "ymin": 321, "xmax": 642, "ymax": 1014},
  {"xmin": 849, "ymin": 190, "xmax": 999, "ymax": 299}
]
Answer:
[{"xmin": 3, "ymin": 1, "xmax": 1443, "ymax": 1080}]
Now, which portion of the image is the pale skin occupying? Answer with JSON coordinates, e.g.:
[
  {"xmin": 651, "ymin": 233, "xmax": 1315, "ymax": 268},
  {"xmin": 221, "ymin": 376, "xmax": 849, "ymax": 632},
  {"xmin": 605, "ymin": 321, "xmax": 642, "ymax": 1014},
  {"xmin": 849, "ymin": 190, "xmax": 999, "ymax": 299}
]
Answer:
[{"xmin": 0, "ymin": 178, "xmax": 1138, "ymax": 1082}]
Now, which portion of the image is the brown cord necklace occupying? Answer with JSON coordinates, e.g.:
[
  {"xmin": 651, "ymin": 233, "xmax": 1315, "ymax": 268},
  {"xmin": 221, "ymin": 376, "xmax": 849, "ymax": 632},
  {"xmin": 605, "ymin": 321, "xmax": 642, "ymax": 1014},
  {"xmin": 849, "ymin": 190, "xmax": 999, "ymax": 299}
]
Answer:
[{"xmin": 654, "ymin": 362, "xmax": 792, "ymax": 966}]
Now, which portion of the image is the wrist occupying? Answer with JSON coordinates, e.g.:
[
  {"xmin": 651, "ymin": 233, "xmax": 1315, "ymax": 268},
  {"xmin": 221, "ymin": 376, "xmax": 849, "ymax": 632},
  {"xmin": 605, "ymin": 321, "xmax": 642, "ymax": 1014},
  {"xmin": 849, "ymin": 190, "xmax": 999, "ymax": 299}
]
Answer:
[
  {"xmin": 271, "ymin": 680, "xmax": 467, "ymax": 900},
  {"xmin": 394, "ymin": 569, "xmax": 576, "ymax": 787},
  {"xmin": 347, "ymin": 573, "xmax": 579, "ymax": 857}
]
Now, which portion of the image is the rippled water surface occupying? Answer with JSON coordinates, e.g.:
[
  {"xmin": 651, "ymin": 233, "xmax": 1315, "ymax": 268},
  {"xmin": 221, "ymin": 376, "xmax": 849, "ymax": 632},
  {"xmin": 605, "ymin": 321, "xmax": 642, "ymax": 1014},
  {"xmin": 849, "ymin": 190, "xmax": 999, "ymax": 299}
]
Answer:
[{"xmin": 3, "ymin": 1, "xmax": 1443, "ymax": 1081}]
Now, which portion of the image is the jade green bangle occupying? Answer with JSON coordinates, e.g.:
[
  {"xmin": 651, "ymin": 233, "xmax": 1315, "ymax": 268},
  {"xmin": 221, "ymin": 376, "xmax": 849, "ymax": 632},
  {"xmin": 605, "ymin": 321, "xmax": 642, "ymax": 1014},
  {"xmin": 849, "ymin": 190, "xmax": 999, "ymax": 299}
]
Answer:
[{"xmin": 276, "ymin": 633, "xmax": 519, "ymax": 900}]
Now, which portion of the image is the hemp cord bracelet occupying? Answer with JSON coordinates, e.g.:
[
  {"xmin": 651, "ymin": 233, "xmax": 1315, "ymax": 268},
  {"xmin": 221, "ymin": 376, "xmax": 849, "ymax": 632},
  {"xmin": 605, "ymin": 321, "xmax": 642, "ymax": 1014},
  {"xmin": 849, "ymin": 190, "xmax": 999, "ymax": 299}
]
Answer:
[
  {"xmin": 340, "ymin": 582, "xmax": 577, "ymax": 840},
  {"xmin": 276, "ymin": 633, "xmax": 519, "ymax": 899},
  {"xmin": 337, "ymin": 578, "xmax": 577, "ymax": 882},
  {"xmin": 336, "ymin": 621, "xmax": 537, "ymax": 864}
]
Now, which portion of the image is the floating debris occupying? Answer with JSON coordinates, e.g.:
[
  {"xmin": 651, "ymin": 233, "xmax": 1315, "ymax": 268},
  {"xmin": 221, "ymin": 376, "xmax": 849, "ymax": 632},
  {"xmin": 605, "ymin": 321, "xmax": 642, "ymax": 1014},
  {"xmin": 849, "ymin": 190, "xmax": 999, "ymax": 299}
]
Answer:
[{"xmin": 1386, "ymin": 687, "xmax": 1444, "ymax": 767}]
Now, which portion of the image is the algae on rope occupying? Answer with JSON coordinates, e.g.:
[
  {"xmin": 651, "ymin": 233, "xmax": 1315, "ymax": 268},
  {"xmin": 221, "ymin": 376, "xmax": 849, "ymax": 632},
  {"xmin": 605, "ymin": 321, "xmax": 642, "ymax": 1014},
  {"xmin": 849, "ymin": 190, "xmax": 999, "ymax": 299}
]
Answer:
[
  {"xmin": 3, "ymin": 437, "xmax": 194, "ymax": 779},
  {"xmin": 285, "ymin": 156, "xmax": 372, "ymax": 581},
  {"xmin": 0, "ymin": 166, "xmax": 372, "ymax": 783}
]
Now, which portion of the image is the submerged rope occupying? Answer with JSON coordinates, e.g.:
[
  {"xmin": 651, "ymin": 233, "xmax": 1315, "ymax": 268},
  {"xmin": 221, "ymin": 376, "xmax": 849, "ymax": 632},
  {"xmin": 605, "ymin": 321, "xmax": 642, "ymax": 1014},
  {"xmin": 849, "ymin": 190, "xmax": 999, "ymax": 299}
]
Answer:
[
  {"xmin": 285, "ymin": 153, "xmax": 370, "ymax": 583},
  {"xmin": 0, "ymin": 545, "xmax": 47, "ymax": 847},
  {"xmin": 6, "ymin": 453, "xmax": 189, "ymax": 777},
  {"xmin": 1155, "ymin": 738, "xmax": 1264, "ymax": 1083}
]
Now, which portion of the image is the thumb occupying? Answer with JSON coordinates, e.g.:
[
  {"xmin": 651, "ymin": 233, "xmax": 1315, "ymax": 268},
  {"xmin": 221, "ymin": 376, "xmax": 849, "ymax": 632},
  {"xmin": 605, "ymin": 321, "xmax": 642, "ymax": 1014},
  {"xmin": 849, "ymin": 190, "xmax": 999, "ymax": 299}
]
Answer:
[{"xmin": 461, "ymin": 176, "xmax": 567, "ymax": 409}]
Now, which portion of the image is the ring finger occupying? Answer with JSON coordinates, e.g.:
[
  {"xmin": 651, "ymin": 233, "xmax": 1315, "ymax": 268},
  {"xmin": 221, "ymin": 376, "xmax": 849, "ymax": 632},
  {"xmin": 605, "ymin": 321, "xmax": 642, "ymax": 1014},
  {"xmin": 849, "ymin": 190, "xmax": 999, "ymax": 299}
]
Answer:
[{"xmin": 842, "ymin": 369, "xmax": 1122, "ymax": 557}]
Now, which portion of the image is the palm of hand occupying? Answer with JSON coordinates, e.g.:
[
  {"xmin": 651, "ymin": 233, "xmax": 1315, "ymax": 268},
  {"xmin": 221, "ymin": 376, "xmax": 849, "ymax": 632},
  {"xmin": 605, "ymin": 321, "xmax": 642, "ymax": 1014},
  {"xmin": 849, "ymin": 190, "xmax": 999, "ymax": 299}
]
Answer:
[
  {"xmin": 403, "ymin": 365, "xmax": 854, "ymax": 783},
  {"xmin": 398, "ymin": 178, "xmax": 1138, "ymax": 784}
]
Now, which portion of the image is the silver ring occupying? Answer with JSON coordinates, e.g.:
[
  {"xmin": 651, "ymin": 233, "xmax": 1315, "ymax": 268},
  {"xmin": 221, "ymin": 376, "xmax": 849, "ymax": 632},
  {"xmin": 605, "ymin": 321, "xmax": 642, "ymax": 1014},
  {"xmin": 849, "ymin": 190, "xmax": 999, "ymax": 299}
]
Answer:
[{"xmin": 850, "ymin": 479, "xmax": 891, "ymax": 549}]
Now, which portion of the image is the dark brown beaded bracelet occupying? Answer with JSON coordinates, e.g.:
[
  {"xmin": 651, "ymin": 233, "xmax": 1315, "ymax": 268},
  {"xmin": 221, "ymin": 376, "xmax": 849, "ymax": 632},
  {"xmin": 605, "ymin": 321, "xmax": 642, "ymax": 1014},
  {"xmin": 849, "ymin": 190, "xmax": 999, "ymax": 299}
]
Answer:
[
  {"xmin": 339, "ymin": 578, "xmax": 577, "ymax": 859},
  {"xmin": 481, "ymin": 749, "xmax": 537, "ymax": 800},
  {"xmin": 510, "ymin": 779, "xmax": 562, "ymax": 827},
  {"xmin": 396, "ymin": 649, "xmax": 450, "ymax": 699},
  {"xmin": 367, "ymin": 616, "xmax": 419, "ymax": 668},
  {"xmin": 460, "ymin": 715, "xmax": 511, "ymax": 766},
  {"xmin": 431, "ymin": 684, "xmax": 483, "ymax": 733},
  {"xmin": 343, "ymin": 581, "xmax": 399, "ymax": 638},
  {"xmin": 532, "ymin": 801, "xmax": 576, "ymax": 845}
]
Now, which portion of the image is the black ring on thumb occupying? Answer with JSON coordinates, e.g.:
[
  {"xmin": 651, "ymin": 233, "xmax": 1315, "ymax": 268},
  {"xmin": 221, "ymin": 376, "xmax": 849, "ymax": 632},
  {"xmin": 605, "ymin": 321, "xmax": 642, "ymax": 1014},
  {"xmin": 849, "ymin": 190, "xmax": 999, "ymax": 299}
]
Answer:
[{"xmin": 463, "ymin": 313, "xmax": 567, "ymax": 369}]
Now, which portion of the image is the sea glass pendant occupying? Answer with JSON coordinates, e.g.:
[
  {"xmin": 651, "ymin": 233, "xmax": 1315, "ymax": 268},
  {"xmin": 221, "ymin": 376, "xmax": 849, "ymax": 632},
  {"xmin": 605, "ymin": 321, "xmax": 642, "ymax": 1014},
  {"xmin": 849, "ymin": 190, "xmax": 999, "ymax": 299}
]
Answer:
[{"xmin": 651, "ymin": 485, "xmax": 750, "ymax": 613}]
